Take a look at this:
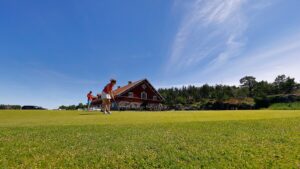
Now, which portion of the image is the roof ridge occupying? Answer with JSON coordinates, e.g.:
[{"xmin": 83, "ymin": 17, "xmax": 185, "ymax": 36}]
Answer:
[
  {"xmin": 117, "ymin": 79, "xmax": 143, "ymax": 89},
  {"xmin": 113, "ymin": 79, "xmax": 146, "ymax": 96}
]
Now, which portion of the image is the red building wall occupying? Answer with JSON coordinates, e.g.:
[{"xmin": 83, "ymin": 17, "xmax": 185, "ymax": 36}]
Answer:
[{"xmin": 118, "ymin": 82, "xmax": 160, "ymax": 102}]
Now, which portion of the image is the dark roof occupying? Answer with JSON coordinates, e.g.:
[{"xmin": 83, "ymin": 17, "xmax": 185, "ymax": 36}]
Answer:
[{"xmin": 113, "ymin": 79, "xmax": 144, "ymax": 96}]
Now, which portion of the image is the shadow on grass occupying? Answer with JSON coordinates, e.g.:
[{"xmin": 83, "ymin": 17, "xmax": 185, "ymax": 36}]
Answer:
[{"xmin": 79, "ymin": 113, "xmax": 101, "ymax": 115}]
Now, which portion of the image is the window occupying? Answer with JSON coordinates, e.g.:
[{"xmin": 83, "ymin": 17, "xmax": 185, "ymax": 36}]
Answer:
[
  {"xmin": 153, "ymin": 96, "xmax": 157, "ymax": 100},
  {"xmin": 142, "ymin": 84, "xmax": 147, "ymax": 89},
  {"xmin": 128, "ymin": 92, "xmax": 134, "ymax": 98},
  {"xmin": 141, "ymin": 92, "xmax": 147, "ymax": 99}
]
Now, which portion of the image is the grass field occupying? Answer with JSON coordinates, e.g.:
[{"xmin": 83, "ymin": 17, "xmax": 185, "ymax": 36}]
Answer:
[{"xmin": 1, "ymin": 110, "xmax": 300, "ymax": 168}]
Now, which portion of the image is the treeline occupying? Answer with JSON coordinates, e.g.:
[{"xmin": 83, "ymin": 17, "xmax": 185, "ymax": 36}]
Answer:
[
  {"xmin": 59, "ymin": 103, "xmax": 86, "ymax": 110},
  {"xmin": 0, "ymin": 104, "xmax": 21, "ymax": 110},
  {"xmin": 158, "ymin": 75, "xmax": 300, "ymax": 110}
]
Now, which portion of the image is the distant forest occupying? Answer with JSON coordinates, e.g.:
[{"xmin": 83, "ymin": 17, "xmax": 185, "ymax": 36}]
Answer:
[
  {"xmin": 2, "ymin": 74, "xmax": 300, "ymax": 110},
  {"xmin": 158, "ymin": 75, "xmax": 300, "ymax": 110},
  {"xmin": 0, "ymin": 105, "xmax": 21, "ymax": 110}
]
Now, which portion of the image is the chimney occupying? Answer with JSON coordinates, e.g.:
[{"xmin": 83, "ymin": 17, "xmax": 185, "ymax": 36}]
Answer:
[
  {"xmin": 117, "ymin": 86, "xmax": 121, "ymax": 89},
  {"xmin": 128, "ymin": 81, "xmax": 132, "ymax": 84}
]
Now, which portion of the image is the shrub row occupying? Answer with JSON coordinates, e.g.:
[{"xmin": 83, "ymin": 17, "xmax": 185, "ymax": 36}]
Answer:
[{"xmin": 255, "ymin": 94, "xmax": 300, "ymax": 108}]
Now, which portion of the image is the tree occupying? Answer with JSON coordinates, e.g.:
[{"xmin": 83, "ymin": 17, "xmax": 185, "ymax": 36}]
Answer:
[
  {"xmin": 67, "ymin": 105, "xmax": 76, "ymax": 110},
  {"xmin": 59, "ymin": 104, "xmax": 83, "ymax": 110},
  {"xmin": 273, "ymin": 75, "xmax": 297, "ymax": 94},
  {"xmin": 274, "ymin": 74, "xmax": 286, "ymax": 85},
  {"xmin": 240, "ymin": 76, "xmax": 257, "ymax": 97},
  {"xmin": 155, "ymin": 74, "xmax": 300, "ymax": 110},
  {"xmin": 76, "ymin": 103, "xmax": 86, "ymax": 109},
  {"xmin": 59, "ymin": 105, "xmax": 67, "ymax": 110},
  {"xmin": 0, "ymin": 104, "xmax": 21, "ymax": 110},
  {"xmin": 273, "ymin": 75, "xmax": 287, "ymax": 94},
  {"xmin": 199, "ymin": 84, "xmax": 211, "ymax": 98},
  {"xmin": 284, "ymin": 77, "xmax": 296, "ymax": 94},
  {"xmin": 296, "ymin": 83, "xmax": 300, "ymax": 90},
  {"xmin": 176, "ymin": 96, "xmax": 187, "ymax": 105},
  {"xmin": 235, "ymin": 87, "xmax": 249, "ymax": 98},
  {"xmin": 253, "ymin": 81, "xmax": 272, "ymax": 98}
]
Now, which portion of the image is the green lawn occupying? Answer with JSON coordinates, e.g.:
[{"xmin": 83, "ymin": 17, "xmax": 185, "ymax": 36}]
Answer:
[{"xmin": 1, "ymin": 110, "xmax": 300, "ymax": 168}]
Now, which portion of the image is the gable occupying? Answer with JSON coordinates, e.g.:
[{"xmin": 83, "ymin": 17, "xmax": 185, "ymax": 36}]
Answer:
[
  {"xmin": 113, "ymin": 80, "xmax": 143, "ymax": 96},
  {"xmin": 115, "ymin": 79, "xmax": 164, "ymax": 101}
]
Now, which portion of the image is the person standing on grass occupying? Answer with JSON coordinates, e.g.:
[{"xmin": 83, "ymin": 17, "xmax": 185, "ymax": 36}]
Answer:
[
  {"xmin": 101, "ymin": 79, "xmax": 117, "ymax": 114},
  {"xmin": 87, "ymin": 91, "xmax": 94, "ymax": 111}
]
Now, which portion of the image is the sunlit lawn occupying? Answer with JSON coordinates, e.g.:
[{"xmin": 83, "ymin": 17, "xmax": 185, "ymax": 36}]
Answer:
[{"xmin": 1, "ymin": 110, "xmax": 300, "ymax": 168}]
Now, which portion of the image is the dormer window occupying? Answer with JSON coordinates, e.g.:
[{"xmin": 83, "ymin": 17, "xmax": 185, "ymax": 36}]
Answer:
[
  {"xmin": 128, "ymin": 92, "xmax": 134, "ymax": 98},
  {"xmin": 141, "ymin": 92, "xmax": 147, "ymax": 99}
]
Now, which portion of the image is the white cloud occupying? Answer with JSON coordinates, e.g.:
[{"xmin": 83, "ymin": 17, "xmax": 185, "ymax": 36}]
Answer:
[
  {"xmin": 166, "ymin": 0, "xmax": 248, "ymax": 73},
  {"xmin": 162, "ymin": 0, "xmax": 300, "ymax": 87},
  {"xmin": 229, "ymin": 32, "xmax": 300, "ymax": 82},
  {"xmin": 187, "ymin": 32, "xmax": 300, "ymax": 85},
  {"xmin": 200, "ymin": 0, "xmax": 244, "ymax": 24}
]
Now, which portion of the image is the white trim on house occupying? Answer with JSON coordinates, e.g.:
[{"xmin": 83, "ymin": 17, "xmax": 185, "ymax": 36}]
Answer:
[
  {"xmin": 128, "ymin": 92, "xmax": 134, "ymax": 98},
  {"xmin": 153, "ymin": 96, "xmax": 157, "ymax": 100},
  {"xmin": 141, "ymin": 91, "xmax": 147, "ymax": 100},
  {"xmin": 116, "ymin": 79, "xmax": 164, "ymax": 101},
  {"xmin": 143, "ymin": 79, "xmax": 164, "ymax": 101}
]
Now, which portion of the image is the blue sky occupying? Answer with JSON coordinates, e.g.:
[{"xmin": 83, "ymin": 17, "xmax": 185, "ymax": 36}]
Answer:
[{"xmin": 1, "ymin": 0, "xmax": 300, "ymax": 108}]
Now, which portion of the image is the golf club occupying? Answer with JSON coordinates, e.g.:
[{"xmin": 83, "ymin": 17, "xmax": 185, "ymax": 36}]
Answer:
[{"xmin": 112, "ymin": 96, "xmax": 120, "ymax": 111}]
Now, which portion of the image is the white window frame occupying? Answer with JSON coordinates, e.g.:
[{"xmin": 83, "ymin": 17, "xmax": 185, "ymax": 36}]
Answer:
[
  {"xmin": 128, "ymin": 92, "xmax": 134, "ymax": 98},
  {"xmin": 141, "ymin": 92, "xmax": 147, "ymax": 100}
]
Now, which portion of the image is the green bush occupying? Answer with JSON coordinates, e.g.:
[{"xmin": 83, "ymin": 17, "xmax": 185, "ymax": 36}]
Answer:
[
  {"xmin": 255, "ymin": 94, "xmax": 300, "ymax": 109},
  {"xmin": 269, "ymin": 102, "xmax": 300, "ymax": 110}
]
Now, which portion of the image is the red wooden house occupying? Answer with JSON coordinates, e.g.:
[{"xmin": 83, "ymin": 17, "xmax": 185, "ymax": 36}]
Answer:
[{"xmin": 91, "ymin": 79, "xmax": 164, "ymax": 110}]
